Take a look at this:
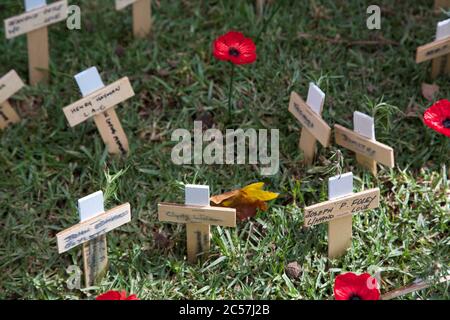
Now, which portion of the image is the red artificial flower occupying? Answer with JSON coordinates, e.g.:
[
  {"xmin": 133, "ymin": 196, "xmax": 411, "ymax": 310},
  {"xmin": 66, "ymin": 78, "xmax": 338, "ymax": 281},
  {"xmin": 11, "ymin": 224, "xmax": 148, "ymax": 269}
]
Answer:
[
  {"xmin": 334, "ymin": 272, "xmax": 380, "ymax": 300},
  {"xmin": 423, "ymin": 99, "xmax": 450, "ymax": 138},
  {"xmin": 213, "ymin": 31, "xmax": 257, "ymax": 65},
  {"xmin": 96, "ymin": 290, "xmax": 139, "ymax": 300}
]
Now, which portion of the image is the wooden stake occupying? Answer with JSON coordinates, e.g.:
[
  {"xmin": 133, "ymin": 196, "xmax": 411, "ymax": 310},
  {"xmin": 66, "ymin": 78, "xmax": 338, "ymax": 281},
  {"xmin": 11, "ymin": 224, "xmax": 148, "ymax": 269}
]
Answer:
[
  {"xmin": 299, "ymin": 130, "xmax": 316, "ymax": 165},
  {"xmin": 93, "ymin": 109, "xmax": 129, "ymax": 155},
  {"xmin": 82, "ymin": 234, "xmax": 108, "ymax": 287},
  {"xmin": 27, "ymin": 27, "xmax": 49, "ymax": 85},
  {"xmin": 328, "ymin": 215, "xmax": 352, "ymax": 259},
  {"xmin": 186, "ymin": 223, "xmax": 210, "ymax": 263},
  {"xmin": 133, "ymin": 0, "xmax": 152, "ymax": 38},
  {"xmin": 0, "ymin": 100, "xmax": 21, "ymax": 130}
]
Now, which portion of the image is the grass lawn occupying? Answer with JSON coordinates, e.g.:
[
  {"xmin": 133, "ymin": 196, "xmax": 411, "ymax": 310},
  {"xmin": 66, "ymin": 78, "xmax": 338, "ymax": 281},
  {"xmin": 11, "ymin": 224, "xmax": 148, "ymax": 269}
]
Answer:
[{"xmin": 0, "ymin": 0, "xmax": 449, "ymax": 300}]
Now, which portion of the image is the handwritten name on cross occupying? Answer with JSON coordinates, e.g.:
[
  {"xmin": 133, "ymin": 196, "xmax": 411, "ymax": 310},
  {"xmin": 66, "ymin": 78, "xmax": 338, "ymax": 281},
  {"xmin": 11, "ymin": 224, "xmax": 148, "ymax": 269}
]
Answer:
[
  {"xmin": 56, "ymin": 191, "xmax": 131, "ymax": 287},
  {"xmin": 158, "ymin": 185, "xmax": 236, "ymax": 263},
  {"xmin": 4, "ymin": 0, "xmax": 68, "ymax": 85},
  {"xmin": 334, "ymin": 111, "xmax": 394, "ymax": 175},
  {"xmin": 62, "ymin": 67, "xmax": 135, "ymax": 155},
  {"xmin": 289, "ymin": 83, "xmax": 332, "ymax": 165},
  {"xmin": 417, "ymin": 17, "xmax": 450, "ymax": 79},
  {"xmin": 304, "ymin": 172, "xmax": 380, "ymax": 259},
  {"xmin": 116, "ymin": 0, "xmax": 152, "ymax": 38},
  {"xmin": 0, "ymin": 70, "xmax": 25, "ymax": 130}
]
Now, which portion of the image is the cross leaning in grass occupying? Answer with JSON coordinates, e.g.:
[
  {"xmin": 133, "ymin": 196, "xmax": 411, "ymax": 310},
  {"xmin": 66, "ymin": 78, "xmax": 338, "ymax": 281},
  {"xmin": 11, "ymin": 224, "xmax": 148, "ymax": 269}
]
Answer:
[
  {"xmin": 288, "ymin": 83, "xmax": 332, "ymax": 165},
  {"xmin": 158, "ymin": 185, "xmax": 237, "ymax": 263},
  {"xmin": 56, "ymin": 191, "xmax": 131, "ymax": 287},
  {"xmin": 0, "ymin": 70, "xmax": 25, "ymax": 130},
  {"xmin": 62, "ymin": 67, "xmax": 135, "ymax": 155},
  {"xmin": 3, "ymin": 0, "xmax": 68, "ymax": 85},
  {"xmin": 416, "ymin": 17, "xmax": 450, "ymax": 79},
  {"xmin": 116, "ymin": 0, "xmax": 152, "ymax": 38},
  {"xmin": 334, "ymin": 111, "xmax": 394, "ymax": 175},
  {"xmin": 304, "ymin": 172, "xmax": 380, "ymax": 259}
]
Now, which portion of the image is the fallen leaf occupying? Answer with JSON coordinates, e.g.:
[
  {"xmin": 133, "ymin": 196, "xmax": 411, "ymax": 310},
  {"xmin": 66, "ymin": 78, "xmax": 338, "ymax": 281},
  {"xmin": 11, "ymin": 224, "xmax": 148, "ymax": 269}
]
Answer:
[
  {"xmin": 211, "ymin": 182, "xmax": 279, "ymax": 221},
  {"xmin": 421, "ymin": 83, "xmax": 440, "ymax": 101}
]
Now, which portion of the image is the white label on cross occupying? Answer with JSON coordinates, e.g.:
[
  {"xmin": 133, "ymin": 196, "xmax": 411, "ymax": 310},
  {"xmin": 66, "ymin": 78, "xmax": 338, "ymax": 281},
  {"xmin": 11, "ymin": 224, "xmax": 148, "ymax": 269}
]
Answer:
[
  {"xmin": 24, "ymin": 0, "xmax": 47, "ymax": 12},
  {"xmin": 306, "ymin": 83, "xmax": 325, "ymax": 115},
  {"xmin": 328, "ymin": 172, "xmax": 353, "ymax": 200},
  {"xmin": 78, "ymin": 191, "xmax": 105, "ymax": 222},
  {"xmin": 185, "ymin": 184, "xmax": 210, "ymax": 206},
  {"xmin": 436, "ymin": 18, "xmax": 450, "ymax": 40},
  {"xmin": 75, "ymin": 67, "xmax": 105, "ymax": 98},
  {"xmin": 354, "ymin": 111, "xmax": 375, "ymax": 140}
]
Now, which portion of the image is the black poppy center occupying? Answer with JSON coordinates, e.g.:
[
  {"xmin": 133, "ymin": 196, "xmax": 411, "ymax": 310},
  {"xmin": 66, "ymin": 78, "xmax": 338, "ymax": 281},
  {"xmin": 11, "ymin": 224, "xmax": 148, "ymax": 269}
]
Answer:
[
  {"xmin": 228, "ymin": 48, "xmax": 240, "ymax": 57},
  {"xmin": 349, "ymin": 294, "xmax": 361, "ymax": 300},
  {"xmin": 443, "ymin": 118, "xmax": 450, "ymax": 129}
]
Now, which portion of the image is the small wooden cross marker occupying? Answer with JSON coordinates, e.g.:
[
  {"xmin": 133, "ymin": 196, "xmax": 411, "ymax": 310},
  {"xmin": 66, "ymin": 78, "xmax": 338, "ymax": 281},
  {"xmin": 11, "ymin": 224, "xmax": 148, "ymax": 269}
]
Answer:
[
  {"xmin": 62, "ymin": 67, "xmax": 135, "ymax": 155},
  {"xmin": 56, "ymin": 191, "xmax": 132, "ymax": 287},
  {"xmin": 304, "ymin": 172, "xmax": 380, "ymax": 259},
  {"xmin": 288, "ymin": 83, "xmax": 332, "ymax": 165},
  {"xmin": 158, "ymin": 185, "xmax": 237, "ymax": 263},
  {"xmin": 116, "ymin": 0, "xmax": 152, "ymax": 38},
  {"xmin": 4, "ymin": 0, "xmax": 68, "ymax": 85},
  {"xmin": 334, "ymin": 111, "xmax": 394, "ymax": 175},
  {"xmin": 416, "ymin": 18, "xmax": 450, "ymax": 79},
  {"xmin": 0, "ymin": 70, "xmax": 25, "ymax": 130}
]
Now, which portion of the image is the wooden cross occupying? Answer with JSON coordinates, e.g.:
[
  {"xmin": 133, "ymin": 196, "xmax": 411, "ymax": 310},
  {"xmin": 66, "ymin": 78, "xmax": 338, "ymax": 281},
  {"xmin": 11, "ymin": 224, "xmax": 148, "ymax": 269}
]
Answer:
[
  {"xmin": 116, "ymin": 0, "xmax": 152, "ymax": 38},
  {"xmin": 158, "ymin": 185, "xmax": 237, "ymax": 263},
  {"xmin": 288, "ymin": 83, "xmax": 332, "ymax": 165},
  {"xmin": 416, "ymin": 18, "xmax": 450, "ymax": 79},
  {"xmin": 56, "ymin": 191, "xmax": 131, "ymax": 287},
  {"xmin": 0, "ymin": 70, "xmax": 25, "ymax": 130},
  {"xmin": 334, "ymin": 111, "xmax": 394, "ymax": 175},
  {"xmin": 435, "ymin": 0, "xmax": 450, "ymax": 12},
  {"xmin": 62, "ymin": 67, "xmax": 135, "ymax": 155},
  {"xmin": 304, "ymin": 172, "xmax": 380, "ymax": 259},
  {"xmin": 4, "ymin": 0, "xmax": 68, "ymax": 85}
]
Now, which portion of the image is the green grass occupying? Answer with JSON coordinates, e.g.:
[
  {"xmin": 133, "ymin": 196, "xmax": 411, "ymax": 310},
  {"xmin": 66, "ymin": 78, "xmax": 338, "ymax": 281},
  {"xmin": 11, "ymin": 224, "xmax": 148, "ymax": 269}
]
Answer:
[{"xmin": 0, "ymin": 0, "xmax": 449, "ymax": 300}]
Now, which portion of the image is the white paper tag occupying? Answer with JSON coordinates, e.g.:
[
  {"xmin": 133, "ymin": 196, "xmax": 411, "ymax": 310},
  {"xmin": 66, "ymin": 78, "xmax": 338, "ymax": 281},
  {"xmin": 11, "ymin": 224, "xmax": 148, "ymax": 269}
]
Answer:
[
  {"xmin": 185, "ymin": 184, "xmax": 210, "ymax": 206},
  {"xmin": 306, "ymin": 83, "xmax": 325, "ymax": 115},
  {"xmin": 328, "ymin": 172, "xmax": 353, "ymax": 200},
  {"xmin": 74, "ymin": 67, "xmax": 105, "ymax": 97},
  {"xmin": 78, "ymin": 191, "xmax": 105, "ymax": 222},
  {"xmin": 354, "ymin": 111, "xmax": 375, "ymax": 140},
  {"xmin": 436, "ymin": 18, "xmax": 450, "ymax": 40},
  {"xmin": 24, "ymin": 0, "xmax": 47, "ymax": 11}
]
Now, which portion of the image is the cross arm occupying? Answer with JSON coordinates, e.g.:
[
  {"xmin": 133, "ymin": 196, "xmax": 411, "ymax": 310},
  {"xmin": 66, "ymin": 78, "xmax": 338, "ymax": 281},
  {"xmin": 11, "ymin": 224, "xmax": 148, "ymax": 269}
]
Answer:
[
  {"xmin": 62, "ymin": 77, "xmax": 134, "ymax": 127},
  {"xmin": 158, "ymin": 203, "xmax": 236, "ymax": 227}
]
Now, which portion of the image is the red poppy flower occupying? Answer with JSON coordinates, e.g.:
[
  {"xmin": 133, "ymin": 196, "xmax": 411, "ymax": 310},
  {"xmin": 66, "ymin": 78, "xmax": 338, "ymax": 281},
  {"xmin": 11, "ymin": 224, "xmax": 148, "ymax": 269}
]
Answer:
[
  {"xmin": 423, "ymin": 99, "xmax": 450, "ymax": 138},
  {"xmin": 334, "ymin": 272, "xmax": 380, "ymax": 300},
  {"xmin": 213, "ymin": 31, "xmax": 257, "ymax": 65},
  {"xmin": 96, "ymin": 290, "xmax": 139, "ymax": 300}
]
